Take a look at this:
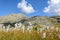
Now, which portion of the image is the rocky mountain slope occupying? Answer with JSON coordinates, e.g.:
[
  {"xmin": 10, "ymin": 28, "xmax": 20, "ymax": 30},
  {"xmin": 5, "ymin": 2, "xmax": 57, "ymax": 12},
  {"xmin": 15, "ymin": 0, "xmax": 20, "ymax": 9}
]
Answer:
[
  {"xmin": 23, "ymin": 16, "xmax": 54, "ymax": 27},
  {"xmin": 0, "ymin": 13, "xmax": 60, "ymax": 27},
  {"xmin": 0, "ymin": 13, "xmax": 28, "ymax": 23}
]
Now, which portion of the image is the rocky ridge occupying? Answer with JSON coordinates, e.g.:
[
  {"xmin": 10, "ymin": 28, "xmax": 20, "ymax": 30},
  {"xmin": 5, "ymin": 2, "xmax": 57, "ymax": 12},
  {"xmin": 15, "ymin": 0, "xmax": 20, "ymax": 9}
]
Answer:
[{"xmin": 0, "ymin": 13, "xmax": 60, "ymax": 31}]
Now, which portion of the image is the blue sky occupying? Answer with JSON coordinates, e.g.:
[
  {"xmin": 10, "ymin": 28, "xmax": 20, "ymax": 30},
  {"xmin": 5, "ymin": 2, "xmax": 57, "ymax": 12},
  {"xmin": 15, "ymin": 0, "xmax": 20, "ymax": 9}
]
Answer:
[{"xmin": 0, "ymin": 0, "xmax": 59, "ymax": 17}]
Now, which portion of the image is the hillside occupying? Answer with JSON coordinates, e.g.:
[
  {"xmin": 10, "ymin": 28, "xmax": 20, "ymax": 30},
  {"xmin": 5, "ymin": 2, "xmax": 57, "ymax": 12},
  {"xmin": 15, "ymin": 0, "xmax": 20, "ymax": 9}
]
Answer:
[
  {"xmin": 0, "ymin": 13, "xmax": 28, "ymax": 23},
  {"xmin": 0, "ymin": 14, "xmax": 60, "ymax": 27},
  {"xmin": 0, "ymin": 14, "xmax": 60, "ymax": 40},
  {"xmin": 23, "ymin": 16, "xmax": 54, "ymax": 27}
]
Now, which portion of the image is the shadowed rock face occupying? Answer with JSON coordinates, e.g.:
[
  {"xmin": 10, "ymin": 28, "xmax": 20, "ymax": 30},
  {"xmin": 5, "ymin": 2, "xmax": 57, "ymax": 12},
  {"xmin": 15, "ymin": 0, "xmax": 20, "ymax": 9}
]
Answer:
[
  {"xmin": 3, "ymin": 23, "xmax": 15, "ymax": 27},
  {"xmin": 50, "ymin": 16, "xmax": 60, "ymax": 23}
]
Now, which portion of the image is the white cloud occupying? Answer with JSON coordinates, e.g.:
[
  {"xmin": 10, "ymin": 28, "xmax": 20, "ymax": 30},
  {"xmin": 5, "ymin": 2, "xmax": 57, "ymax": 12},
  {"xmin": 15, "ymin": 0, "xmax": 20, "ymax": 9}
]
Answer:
[
  {"xmin": 17, "ymin": 0, "xmax": 35, "ymax": 14},
  {"xmin": 43, "ymin": 0, "xmax": 60, "ymax": 15}
]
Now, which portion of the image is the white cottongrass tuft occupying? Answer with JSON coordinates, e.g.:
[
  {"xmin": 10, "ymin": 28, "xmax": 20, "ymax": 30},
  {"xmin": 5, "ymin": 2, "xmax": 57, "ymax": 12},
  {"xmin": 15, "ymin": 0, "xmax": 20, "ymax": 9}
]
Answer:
[
  {"xmin": 22, "ymin": 25, "xmax": 25, "ymax": 33},
  {"xmin": 15, "ymin": 23, "xmax": 18, "ymax": 29},
  {"xmin": 55, "ymin": 27, "xmax": 59, "ymax": 32},
  {"xmin": 18, "ymin": 23, "xmax": 22, "ymax": 28},
  {"xmin": 2, "ymin": 26, "xmax": 5, "ymax": 31},
  {"xmin": 39, "ymin": 28, "xmax": 43, "ymax": 32},
  {"xmin": 27, "ymin": 26, "xmax": 31, "ymax": 32},
  {"xmin": 46, "ymin": 26, "xmax": 50, "ymax": 30},
  {"xmin": 29, "ymin": 22, "xmax": 32, "ymax": 26},
  {"xmin": 50, "ymin": 27, "xmax": 54, "ymax": 30},
  {"xmin": 42, "ymin": 32, "xmax": 46, "ymax": 38}
]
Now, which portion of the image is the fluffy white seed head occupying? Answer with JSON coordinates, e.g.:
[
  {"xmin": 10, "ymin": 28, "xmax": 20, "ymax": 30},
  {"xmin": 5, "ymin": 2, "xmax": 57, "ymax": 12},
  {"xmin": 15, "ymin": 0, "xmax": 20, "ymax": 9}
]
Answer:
[{"xmin": 42, "ymin": 32, "xmax": 46, "ymax": 38}]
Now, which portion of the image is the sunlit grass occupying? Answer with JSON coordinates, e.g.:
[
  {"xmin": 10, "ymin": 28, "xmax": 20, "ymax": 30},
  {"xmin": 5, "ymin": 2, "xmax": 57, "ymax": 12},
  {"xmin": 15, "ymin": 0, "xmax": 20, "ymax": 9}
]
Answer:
[{"xmin": 0, "ymin": 28, "xmax": 60, "ymax": 40}]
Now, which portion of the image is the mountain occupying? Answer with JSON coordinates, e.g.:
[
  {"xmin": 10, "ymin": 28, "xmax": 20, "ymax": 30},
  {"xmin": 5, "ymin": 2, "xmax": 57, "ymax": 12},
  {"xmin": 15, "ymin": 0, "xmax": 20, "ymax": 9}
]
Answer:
[
  {"xmin": 0, "ymin": 14, "xmax": 60, "ymax": 28},
  {"xmin": 50, "ymin": 16, "xmax": 60, "ymax": 27},
  {"xmin": 50, "ymin": 16, "xmax": 60, "ymax": 23},
  {"xmin": 23, "ymin": 16, "xmax": 55, "ymax": 27},
  {"xmin": 0, "ymin": 13, "xmax": 28, "ymax": 23}
]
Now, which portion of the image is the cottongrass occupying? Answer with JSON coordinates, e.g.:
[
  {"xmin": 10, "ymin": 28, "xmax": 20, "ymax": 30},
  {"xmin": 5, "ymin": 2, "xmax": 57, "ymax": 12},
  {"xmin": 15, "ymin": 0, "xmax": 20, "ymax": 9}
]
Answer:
[
  {"xmin": 55, "ymin": 27, "xmax": 59, "ymax": 32},
  {"xmin": 42, "ymin": 32, "xmax": 46, "ymax": 38},
  {"xmin": 0, "ymin": 25, "xmax": 60, "ymax": 40},
  {"xmin": 0, "ymin": 28, "xmax": 59, "ymax": 40}
]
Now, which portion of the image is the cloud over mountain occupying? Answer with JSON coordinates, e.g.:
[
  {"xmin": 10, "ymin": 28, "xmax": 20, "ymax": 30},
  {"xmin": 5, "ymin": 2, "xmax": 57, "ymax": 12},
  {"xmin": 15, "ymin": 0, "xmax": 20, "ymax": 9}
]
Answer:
[
  {"xmin": 17, "ymin": 0, "xmax": 35, "ymax": 14},
  {"xmin": 43, "ymin": 0, "xmax": 60, "ymax": 15}
]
